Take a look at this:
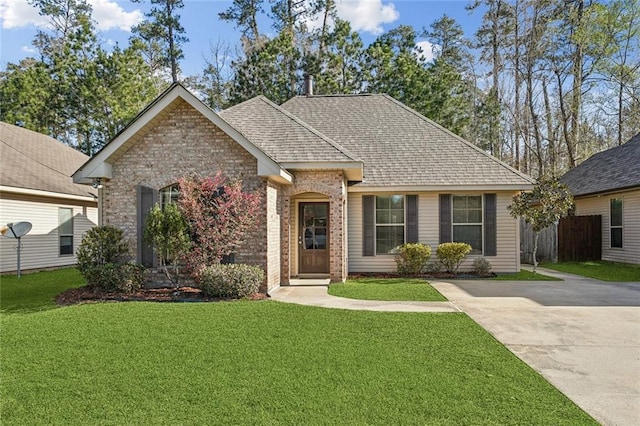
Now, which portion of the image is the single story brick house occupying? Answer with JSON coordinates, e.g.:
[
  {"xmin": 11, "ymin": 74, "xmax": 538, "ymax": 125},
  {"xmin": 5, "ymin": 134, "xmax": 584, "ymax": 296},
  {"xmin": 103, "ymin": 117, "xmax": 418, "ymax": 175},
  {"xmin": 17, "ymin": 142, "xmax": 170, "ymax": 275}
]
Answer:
[
  {"xmin": 1, "ymin": 122, "xmax": 98, "ymax": 273},
  {"xmin": 73, "ymin": 83, "xmax": 534, "ymax": 292},
  {"xmin": 561, "ymin": 133, "xmax": 640, "ymax": 265}
]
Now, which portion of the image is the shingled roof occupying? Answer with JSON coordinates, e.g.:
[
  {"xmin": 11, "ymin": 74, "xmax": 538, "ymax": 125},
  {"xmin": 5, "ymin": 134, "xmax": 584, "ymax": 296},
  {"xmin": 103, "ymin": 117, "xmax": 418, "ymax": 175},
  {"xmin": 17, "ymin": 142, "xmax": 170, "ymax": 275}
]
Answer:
[
  {"xmin": 220, "ymin": 96, "xmax": 360, "ymax": 164},
  {"xmin": 281, "ymin": 94, "xmax": 534, "ymax": 188},
  {"xmin": 561, "ymin": 132, "xmax": 640, "ymax": 197},
  {"xmin": 0, "ymin": 122, "xmax": 96, "ymax": 199}
]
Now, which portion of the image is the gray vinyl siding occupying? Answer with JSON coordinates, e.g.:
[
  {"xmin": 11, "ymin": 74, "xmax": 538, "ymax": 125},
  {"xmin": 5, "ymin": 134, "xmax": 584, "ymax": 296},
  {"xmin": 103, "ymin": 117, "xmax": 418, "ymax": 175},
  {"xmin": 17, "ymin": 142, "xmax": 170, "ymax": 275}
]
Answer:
[
  {"xmin": 347, "ymin": 191, "xmax": 521, "ymax": 273},
  {"xmin": 574, "ymin": 189, "xmax": 640, "ymax": 265},
  {"xmin": 0, "ymin": 198, "xmax": 98, "ymax": 273}
]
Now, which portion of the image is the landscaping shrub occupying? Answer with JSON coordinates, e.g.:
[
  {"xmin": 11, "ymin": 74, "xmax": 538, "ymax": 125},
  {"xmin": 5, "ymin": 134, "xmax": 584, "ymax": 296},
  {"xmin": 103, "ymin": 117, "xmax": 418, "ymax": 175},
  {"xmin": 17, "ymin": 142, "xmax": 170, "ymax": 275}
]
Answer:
[
  {"xmin": 198, "ymin": 264, "xmax": 264, "ymax": 298},
  {"xmin": 76, "ymin": 226, "xmax": 130, "ymax": 274},
  {"xmin": 425, "ymin": 262, "xmax": 442, "ymax": 275},
  {"xmin": 472, "ymin": 257, "xmax": 493, "ymax": 276},
  {"xmin": 84, "ymin": 263, "xmax": 145, "ymax": 293},
  {"xmin": 436, "ymin": 243, "xmax": 472, "ymax": 274},
  {"xmin": 394, "ymin": 243, "xmax": 431, "ymax": 274}
]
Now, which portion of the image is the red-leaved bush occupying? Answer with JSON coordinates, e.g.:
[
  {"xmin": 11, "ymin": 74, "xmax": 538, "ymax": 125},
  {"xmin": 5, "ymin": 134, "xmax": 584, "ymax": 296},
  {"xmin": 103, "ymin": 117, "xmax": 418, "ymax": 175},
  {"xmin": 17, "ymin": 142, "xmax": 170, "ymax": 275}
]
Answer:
[{"xmin": 178, "ymin": 172, "xmax": 263, "ymax": 276}]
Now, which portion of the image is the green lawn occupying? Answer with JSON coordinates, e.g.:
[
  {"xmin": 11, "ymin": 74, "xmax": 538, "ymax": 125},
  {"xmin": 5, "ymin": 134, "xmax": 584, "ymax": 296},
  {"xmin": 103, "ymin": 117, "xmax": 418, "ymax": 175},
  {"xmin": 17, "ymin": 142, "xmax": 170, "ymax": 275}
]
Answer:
[
  {"xmin": 541, "ymin": 261, "xmax": 640, "ymax": 282},
  {"xmin": 0, "ymin": 272, "xmax": 595, "ymax": 424},
  {"xmin": 493, "ymin": 270, "xmax": 562, "ymax": 281},
  {"xmin": 328, "ymin": 278, "xmax": 447, "ymax": 301},
  {"xmin": 0, "ymin": 268, "xmax": 85, "ymax": 313}
]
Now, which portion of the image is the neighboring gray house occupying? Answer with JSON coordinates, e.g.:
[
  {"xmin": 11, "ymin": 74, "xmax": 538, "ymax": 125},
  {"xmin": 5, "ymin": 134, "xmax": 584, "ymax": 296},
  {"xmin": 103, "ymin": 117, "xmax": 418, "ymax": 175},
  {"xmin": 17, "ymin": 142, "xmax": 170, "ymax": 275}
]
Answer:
[
  {"xmin": 73, "ymin": 83, "xmax": 534, "ymax": 292},
  {"xmin": 561, "ymin": 133, "xmax": 640, "ymax": 265},
  {"xmin": 0, "ymin": 122, "xmax": 98, "ymax": 273}
]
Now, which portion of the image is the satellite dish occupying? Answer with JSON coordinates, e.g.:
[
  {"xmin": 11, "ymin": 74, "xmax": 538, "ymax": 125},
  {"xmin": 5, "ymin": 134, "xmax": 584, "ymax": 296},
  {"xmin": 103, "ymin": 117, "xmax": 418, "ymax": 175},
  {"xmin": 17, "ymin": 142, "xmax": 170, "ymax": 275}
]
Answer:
[{"xmin": 2, "ymin": 222, "xmax": 32, "ymax": 239}]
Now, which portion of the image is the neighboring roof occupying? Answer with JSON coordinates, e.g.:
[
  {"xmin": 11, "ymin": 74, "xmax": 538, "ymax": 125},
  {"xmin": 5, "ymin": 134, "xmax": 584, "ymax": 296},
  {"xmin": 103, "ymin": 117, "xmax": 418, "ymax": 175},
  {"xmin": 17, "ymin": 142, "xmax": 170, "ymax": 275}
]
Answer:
[
  {"xmin": 561, "ymin": 132, "xmax": 640, "ymax": 197},
  {"xmin": 281, "ymin": 94, "xmax": 534, "ymax": 189},
  {"xmin": 73, "ymin": 83, "xmax": 293, "ymax": 185},
  {"xmin": 0, "ymin": 121, "xmax": 97, "ymax": 199},
  {"xmin": 220, "ymin": 96, "xmax": 359, "ymax": 164}
]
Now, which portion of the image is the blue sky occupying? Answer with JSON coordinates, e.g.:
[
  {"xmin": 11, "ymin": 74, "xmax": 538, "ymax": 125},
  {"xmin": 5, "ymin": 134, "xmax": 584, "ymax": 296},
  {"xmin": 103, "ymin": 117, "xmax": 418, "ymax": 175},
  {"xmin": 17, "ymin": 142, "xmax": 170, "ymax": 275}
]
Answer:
[{"xmin": 0, "ymin": 1, "xmax": 484, "ymax": 77}]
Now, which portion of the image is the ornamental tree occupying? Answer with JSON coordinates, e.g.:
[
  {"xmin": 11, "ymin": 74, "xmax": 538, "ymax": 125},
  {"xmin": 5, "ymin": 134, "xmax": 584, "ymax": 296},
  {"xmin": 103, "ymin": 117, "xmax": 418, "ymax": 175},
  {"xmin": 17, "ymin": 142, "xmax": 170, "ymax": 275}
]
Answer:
[
  {"xmin": 178, "ymin": 172, "xmax": 263, "ymax": 276},
  {"xmin": 507, "ymin": 177, "xmax": 573, "ymax": 273}
]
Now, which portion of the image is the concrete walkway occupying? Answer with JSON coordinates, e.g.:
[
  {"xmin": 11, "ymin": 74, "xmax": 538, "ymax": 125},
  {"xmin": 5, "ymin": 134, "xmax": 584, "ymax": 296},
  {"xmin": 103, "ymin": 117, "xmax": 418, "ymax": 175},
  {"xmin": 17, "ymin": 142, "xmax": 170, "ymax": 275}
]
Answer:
[{"xmin": 270, "ymin": 270, "xmax": 640, "ymax": 425}]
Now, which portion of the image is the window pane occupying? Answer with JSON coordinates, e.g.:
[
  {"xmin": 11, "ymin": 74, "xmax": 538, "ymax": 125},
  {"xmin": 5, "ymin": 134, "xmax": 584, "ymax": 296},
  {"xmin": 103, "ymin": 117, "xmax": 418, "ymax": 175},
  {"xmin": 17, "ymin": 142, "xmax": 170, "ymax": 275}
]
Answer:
[
  {"xmin": 390, "ymin": 195, "xmax": 404, "ymax": 209},
  {"xmin": 376, "ymin": 196, "xmax": 389, "ymax": 209},
  {"xmin": 468, "ymin": 196, "xmax": 482, "ymax": 208},
  {"xmin": 610, "ymin": 199, "xmax": 622, "ymax": 227},
  {"xmin": 611, "ymin": 228, "xmax": 623, "ymax": 248},
  {"xmin": 376, "ymin": 226, "xmax": 404, "ymax": 254},
  {"xmin": 453, "ymin": 196, "xmax": 466, "ymax": 209},
  {"xmin": 389, "ymin": 209, "xmax": 404, "ymax": 224},
  {"xmin": 453, "ymin": 225, "xmax": 482, "ymax": 254},
  {"xmin": 59, "ymin": 236, "xmax": 73, "ymax": 255},
  {"xmin": 59, "ymin": 208, "xmax": 73, "ymax": 235},
  {"xmin": 468, "ymin": 210, "xmax": 482, "ymax": 224},
  {"xmin": 453, "ymin": 210, "xmax": 466, "ymax": 223},
  {"xmin": 376, "ymin": 210, "xmax": 390, "ymax": 224}
]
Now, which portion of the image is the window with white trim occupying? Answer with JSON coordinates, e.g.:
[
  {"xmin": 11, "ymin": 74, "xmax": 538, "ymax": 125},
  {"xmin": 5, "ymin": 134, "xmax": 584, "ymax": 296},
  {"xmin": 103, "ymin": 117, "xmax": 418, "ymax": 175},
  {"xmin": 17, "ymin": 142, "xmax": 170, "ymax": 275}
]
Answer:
[
  {"xmin": 160, "ymin": 184, "xmax": 179, "ymax": 209},
  {"xmin": 59, "ymin": 208, "xmax": 74, "ymax": 256},
  {"xmin": 375, "ymin": 195, "xmax": 405, "ymax": 254},
  {"xmin": 610, "ymin": 198, "xmax": 623, "ymax": 248},
  {"xmin": 452, "ymin": 195, "xmax": 483, "ymax": 254}
]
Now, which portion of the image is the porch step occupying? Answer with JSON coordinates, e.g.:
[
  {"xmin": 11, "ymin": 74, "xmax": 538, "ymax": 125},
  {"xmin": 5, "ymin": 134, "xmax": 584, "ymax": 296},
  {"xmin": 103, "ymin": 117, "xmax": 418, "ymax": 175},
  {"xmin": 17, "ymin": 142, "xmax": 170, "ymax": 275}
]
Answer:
[{"xmin": 289, "ymin": 278, "xmax": 331, "ymax": 286}]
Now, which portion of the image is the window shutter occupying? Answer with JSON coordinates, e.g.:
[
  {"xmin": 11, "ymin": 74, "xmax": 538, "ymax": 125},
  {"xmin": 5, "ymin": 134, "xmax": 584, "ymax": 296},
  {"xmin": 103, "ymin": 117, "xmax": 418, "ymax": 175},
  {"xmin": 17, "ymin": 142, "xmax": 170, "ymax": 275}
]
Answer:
[
  {"xmin": 137, "ymin": 185, "xmax": 157, "ymax": 268},
  {"xmin": 406, "ymin": 195, "xmax": 418, "ymax": 243},
  {"xmin": 439, "ymin": 194, "xmax": 452, "ymax": 243},
  {"xmin": 363, "ymin": 195, "xmax": 375, "ymax": 256},
  {"xmin": 484, "ymin": 193, "xmax": 497, "ymax": 256}
]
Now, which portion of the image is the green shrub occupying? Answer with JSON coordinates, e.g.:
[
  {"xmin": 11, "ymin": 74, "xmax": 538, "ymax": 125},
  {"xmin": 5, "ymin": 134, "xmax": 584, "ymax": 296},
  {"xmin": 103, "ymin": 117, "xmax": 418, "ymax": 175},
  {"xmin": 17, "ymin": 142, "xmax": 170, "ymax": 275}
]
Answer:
[
  {"xmin": 394, "ymin": 243, "xmax": 432, "ymax": 274},
  {"xmin": 198, "ymin": 264, "xmax": 264, "ymax": 299},
  {"xmin": 77, "ymin": 226, "xmax": 130, "ymax": 274},
  {"xmin": 425, "ymin": 262, "xmax": 442, "ymax": 275},
  {"xmin": 436, "ymin": 243, "xmax": 472, "ymax": 274},
  {"xmin": 85, "ymin": 263, "xmax": 145, "ymax": 293},
  {"xmin": 472, "ymin": 257, "xmax": 492, "ymax": 276}
]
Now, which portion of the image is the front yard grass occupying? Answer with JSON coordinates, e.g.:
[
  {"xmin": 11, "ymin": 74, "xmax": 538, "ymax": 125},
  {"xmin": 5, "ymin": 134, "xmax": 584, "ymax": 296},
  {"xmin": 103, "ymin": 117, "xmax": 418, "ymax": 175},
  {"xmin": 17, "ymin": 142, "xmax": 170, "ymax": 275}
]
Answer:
[
  {"xmin": 0, "ymin": 268, "xmax": 85, "ymax": 314},
  {"xmin": 541, "ymin": 260, "xmax": 640, "ymax": 282},
  {"xmin": 328, "ymin": 278, "xmax": 447, "ymax": 301},
  {"xmin": 493, "ymin": 270, "xmax": 562, "ymax": 281},
  {"xmin": 1, "ymin": 301, "xmax": 595, "ymax": 425}
]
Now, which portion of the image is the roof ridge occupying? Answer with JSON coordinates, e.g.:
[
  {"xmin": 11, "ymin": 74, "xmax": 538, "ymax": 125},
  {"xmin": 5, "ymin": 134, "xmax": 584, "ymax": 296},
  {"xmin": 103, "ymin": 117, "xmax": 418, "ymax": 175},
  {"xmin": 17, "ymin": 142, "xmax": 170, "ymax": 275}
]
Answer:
[
  {"xmin": 379, "ymin": 94, "xmax": 536, "ymax": 184},
  {"xmin": 253, "ymin": 96, "xmax": 362, "ymax": 162}
]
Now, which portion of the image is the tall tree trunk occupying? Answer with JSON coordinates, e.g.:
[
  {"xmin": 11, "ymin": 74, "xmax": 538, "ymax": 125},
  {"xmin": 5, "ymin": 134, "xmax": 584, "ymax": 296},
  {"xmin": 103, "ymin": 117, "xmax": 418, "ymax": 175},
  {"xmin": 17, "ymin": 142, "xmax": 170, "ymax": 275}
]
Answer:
[
  {"xmin": 542, "ymin": 77, "xmax": 556, "ymax": 175},
  {"xmin": 568, "ymin": 0, "xmax": 584, "ymax": 168},
  {"xmin": 167, "ymin": 1, "xmax": 178, "ymax": 83},
  {"xmin": 513, "ymin": 0, "xmax": 521, "ymax": 171}
]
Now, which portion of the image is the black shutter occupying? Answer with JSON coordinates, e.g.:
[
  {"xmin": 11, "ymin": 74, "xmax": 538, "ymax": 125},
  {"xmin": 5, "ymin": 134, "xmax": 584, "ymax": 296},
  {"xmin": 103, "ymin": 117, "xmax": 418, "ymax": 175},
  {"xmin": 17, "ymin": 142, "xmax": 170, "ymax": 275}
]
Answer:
[
  {"xmin": 439, "ymin": 194, "xmax": 452, "ymax": 243},
  {"xmin": 406, "ymin": 195, "xmax": 418, "ymax": 243},
  {"xmin": 363, "ymin": 195, "xmax": 375, "ymax": 256},
  {"xmin": 137, "ymin": 185, "xmax": 157, "ymax": 268},
  {"xmin": 484, "ymin": 193, "xmax": 497, "ymax": 256}
]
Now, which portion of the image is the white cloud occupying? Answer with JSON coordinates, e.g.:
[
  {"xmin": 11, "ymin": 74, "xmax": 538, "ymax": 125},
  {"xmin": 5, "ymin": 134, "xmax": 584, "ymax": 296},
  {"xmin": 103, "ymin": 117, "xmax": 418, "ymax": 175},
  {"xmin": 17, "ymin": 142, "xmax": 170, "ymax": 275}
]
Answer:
[
  {"xmin": 0, "ymin": 0, "xmax": 47, "ymax": 29},
  {"xmin": 91, "ymin": 0, "xmax": 142, "ymax": 31},
  {"xmin": 0, "ymin": 0, "xmax": 142, "ymax": 31},
  {"xmin": 335, "ymin": 0, "xmax": 399, "ymax": 35},
  {"xmin": 21, "ymin": 45, "xmax": 36, "ymax": 53},
  {"xmin": 415, "ymin": 41, "xmax": 436, "ymax": 63}
]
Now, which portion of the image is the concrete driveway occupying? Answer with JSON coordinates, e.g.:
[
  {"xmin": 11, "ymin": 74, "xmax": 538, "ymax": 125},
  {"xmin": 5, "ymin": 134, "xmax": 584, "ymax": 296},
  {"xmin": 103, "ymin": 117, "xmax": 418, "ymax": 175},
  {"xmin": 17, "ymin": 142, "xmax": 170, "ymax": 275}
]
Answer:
[{"xmin": 430, "ymin": 267, "xmax": 640, "ymax": 426}]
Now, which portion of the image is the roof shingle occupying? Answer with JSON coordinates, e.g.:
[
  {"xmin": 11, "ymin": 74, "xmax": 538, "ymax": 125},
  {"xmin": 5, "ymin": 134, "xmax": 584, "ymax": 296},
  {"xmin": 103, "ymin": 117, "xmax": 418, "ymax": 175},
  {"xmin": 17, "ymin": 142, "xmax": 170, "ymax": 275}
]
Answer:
[
  {"xmin": 280, "ymin": 94, "xmax": 534, "ymax": 187},
  {"xmin": 561, "ymin": 133, "xmax": 640, "ymax": 197},
  {"xmin": 220, "ymin": 96, "xmax": 359, "ymax": 163},
  {"xmin": 1, "ymin": 122, "xmax": 97, "ymax": 198}
]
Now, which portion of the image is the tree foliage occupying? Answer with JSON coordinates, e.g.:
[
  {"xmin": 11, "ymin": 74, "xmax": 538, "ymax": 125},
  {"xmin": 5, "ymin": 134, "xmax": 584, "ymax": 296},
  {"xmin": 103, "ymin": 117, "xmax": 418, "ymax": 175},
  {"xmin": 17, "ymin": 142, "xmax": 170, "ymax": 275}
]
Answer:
[
  {"xmin": 508, "ymin": 177, "xmax": 573, "ymax": 272},
  {"xmin": 178, "ymin": 172, "xmax": 263, "ymax": 275}
]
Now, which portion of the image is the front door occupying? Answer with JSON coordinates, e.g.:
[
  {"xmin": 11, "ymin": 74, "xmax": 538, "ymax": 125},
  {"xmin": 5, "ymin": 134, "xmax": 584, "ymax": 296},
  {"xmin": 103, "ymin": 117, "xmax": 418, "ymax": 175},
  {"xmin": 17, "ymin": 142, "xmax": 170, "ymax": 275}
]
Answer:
[{"xmin": 299, "ymin": 202, "xmax": 330, "ymax": 274}]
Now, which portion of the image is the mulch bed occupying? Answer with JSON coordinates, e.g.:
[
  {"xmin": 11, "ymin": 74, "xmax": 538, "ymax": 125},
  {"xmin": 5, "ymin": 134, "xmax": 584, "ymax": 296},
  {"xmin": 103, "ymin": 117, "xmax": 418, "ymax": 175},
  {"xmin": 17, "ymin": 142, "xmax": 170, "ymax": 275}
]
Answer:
[
  {"xmin": 348, "ymin": 272, "xmax": 497, "ymax": 280},
  {"xmin": 56, "ymin": 286, "xmax": 268, "ymax": 306}
]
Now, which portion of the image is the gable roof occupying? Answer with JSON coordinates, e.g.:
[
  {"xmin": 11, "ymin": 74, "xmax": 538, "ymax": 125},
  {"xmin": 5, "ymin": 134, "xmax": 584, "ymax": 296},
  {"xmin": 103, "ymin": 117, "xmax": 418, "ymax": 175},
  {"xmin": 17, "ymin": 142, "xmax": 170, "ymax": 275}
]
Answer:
[
  {"xmin": 561, "ymin": 132, "xmax": 640, "ymax": 197},
  {"xmin": 73, "ymin": 83, "xmax": 292, "ymax": 185},
  {"xmin": 220, "ymin": 96, "xmax": 363, "ymax": 180},
  {"xmin": 281, "ymin": 94, "xmax": 534, "ymax": 190},
  {"xmin": 0, "ymin": 121, "xmax": 96, "ymax": 199}
]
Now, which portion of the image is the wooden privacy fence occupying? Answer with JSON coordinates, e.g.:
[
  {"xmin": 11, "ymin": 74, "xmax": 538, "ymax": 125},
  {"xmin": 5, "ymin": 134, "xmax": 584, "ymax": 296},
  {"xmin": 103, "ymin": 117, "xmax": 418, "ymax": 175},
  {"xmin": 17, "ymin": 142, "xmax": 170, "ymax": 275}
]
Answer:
[
  {"xmin": 520, "ymin": 215, "xmax": 602, "ymax": 264},
  {"xmin": 558, "ymin": 215, "xmax": 601, "ymax": 262}
]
